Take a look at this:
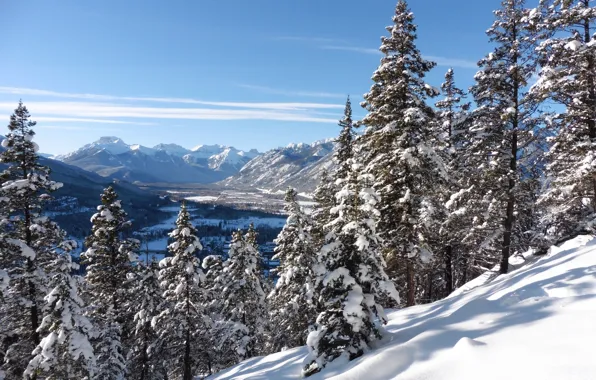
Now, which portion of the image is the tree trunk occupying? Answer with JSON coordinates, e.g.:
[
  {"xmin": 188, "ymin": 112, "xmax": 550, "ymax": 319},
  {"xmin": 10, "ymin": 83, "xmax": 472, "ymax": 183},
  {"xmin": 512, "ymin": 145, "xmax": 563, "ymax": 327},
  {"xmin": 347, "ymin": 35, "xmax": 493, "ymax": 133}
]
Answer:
[
  {"xmin": 406, "ymin": 259, "xmax": 415, "ymax": 306},
  {"xmin": 444, "ymin": 245, "xmax": 453, "ymax": 296},
  {"xmin": 183, "ymin": 328, "xmax": 192, "ymax": 380}
]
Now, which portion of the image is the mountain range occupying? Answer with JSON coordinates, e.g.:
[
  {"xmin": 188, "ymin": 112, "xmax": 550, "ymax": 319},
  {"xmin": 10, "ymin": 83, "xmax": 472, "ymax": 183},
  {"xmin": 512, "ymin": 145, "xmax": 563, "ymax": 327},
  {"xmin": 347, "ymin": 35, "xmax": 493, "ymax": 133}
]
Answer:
[
  {"xmin": 53, "ymin": 136, "xmax": 336, "ymax": 192},
  {"xmin": 54, "ymin": 136, "xmax": 260, "ymax": 184}
]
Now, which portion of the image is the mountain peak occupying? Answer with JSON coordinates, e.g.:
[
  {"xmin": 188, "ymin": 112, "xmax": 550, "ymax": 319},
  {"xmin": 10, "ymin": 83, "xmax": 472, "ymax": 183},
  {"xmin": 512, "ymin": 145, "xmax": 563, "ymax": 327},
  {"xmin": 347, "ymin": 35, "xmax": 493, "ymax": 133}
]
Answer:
[{"xmin": 96, "ymin": 136, "xmax": 126, "ymax": 145}]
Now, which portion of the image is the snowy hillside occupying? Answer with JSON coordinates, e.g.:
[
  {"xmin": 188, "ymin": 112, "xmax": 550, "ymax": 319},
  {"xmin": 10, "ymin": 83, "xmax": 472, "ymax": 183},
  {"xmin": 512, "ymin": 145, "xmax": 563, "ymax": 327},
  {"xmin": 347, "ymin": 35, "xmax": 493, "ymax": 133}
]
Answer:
[
  {"xmin": 54, "ymin": 136, "xmax": 261, "ymax": 183},
  {"xmin": 220, "ymin": 139, "xmax": 335, "ymax": 193},
  {"xmin": 210, "ymin": 235, "xmax": 596, "ymax": 380}
]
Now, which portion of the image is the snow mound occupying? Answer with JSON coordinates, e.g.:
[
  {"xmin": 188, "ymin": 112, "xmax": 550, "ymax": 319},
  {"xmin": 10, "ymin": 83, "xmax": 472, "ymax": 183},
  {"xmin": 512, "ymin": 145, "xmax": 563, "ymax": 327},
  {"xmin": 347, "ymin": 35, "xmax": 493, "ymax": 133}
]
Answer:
[{"xmin": 208, "ymin": 235, "xmax": 596, "ymax": 380}]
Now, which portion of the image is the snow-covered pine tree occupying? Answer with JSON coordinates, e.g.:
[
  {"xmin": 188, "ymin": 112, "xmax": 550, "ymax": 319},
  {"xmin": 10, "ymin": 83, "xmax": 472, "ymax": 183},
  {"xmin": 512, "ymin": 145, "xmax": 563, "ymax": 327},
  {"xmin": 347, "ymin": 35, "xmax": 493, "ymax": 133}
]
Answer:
[
  {"xmin": 201, "ymin": 254, "xmax": 227, "ymax": 373},
  {"xmin": 268, "ymin": 187, "xmax": 319, "ymax": 351},
  {"xmin": 0, "ymin": 102, "xmax": 68, "ymax": 377},
  {"xmin": 310, "ymin": 169, "xmax": 335, "ymax": 251},
  {"xmin": 303, "ymin": 161, "xmax": 399, "ymax": 377},
  {"xmin": 153, "ymin": 203, "xmax": 209, "ymax": 380},
  {"xmin": 81, "ymin": 186, "xmax": 139, "ymax": 380},
  {"xmin": 531, "ymin": 0, "xmax": 596, "ymax": 243},
  {"xmin": 215, "ymin": 230, "xmax": 267, "ymax": 363},
  {"xmin": 469, "ymin": 0, "xmax": 544, "ymax": 274},
  {"xmin": 435, "ymin": 69, "xmax": 472, "ymax": 296},
  {"xmin": 303, "ymin": 95, "xmax": 399, "ymax": 376},
  {"xmin": 126, "ymin": 260, "xmax": 164, "ymax": 380},
  {"xmin": 24, "ymin": 241, "xmax": 96, "ymax": 379},
  {"xmin": 358, "ymin": 0, "xmax": 446, "ymax": 306}
]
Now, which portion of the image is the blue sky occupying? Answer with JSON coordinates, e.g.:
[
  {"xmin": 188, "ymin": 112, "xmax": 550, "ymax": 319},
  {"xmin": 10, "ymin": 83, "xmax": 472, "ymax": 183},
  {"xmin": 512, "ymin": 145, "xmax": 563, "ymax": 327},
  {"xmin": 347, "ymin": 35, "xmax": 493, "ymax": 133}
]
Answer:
[{"xmin": 0, "ymin": 0, "xmax": 503, "ymax": 155}]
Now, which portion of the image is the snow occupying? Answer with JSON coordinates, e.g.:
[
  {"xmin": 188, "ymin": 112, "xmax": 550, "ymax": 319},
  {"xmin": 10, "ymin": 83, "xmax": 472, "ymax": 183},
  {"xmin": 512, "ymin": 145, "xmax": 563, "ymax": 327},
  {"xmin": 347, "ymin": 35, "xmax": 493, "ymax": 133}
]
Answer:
[
  {"xmin": 186, "ymin": 195, "xmax": 219, "ymax": 203},
  {"xmin": 209, "ymin": 235, "xmax": 596, "ymax": 380}
]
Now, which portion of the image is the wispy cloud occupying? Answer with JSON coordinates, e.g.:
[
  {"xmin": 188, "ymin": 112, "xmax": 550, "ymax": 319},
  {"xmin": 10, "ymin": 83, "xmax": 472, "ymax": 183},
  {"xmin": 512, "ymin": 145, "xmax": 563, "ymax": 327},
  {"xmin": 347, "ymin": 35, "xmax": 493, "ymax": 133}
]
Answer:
[
  {"xmin": 0, "ymin": 101, "xmax": 338, "ymax": 124},
  {"xmin": 321, "ymin": 45, "xmax": 380, "ymax": 55},
  {"xmin": 321, "ymin": 45, "xmax": 477, "ymax": 69},
  {"xmin": 0, "ymin": 87, "xmax": 343, "ymax": 111},
  {"xmin": 238, "ymin": 84, "xmax": 346, "ymax": 99},
  {"xmin": 271, "ymin": 38, "xmax": 477, "ymax": 70},
  {"xmin": 36, "ymin": 125, "xmax": 122, "ymax": 131},
  {"xmin": 34, "ymin": 116, "xmax": 156, "ymax": 125}
]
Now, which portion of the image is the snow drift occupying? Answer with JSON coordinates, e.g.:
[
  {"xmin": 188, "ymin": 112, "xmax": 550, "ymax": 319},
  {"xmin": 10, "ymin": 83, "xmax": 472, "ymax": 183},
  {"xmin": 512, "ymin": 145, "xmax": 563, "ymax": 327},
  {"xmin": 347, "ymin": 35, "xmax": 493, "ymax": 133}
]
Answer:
[{"xmin": 209, "ymin": 235, "xmax": 596, "ymax": 380}]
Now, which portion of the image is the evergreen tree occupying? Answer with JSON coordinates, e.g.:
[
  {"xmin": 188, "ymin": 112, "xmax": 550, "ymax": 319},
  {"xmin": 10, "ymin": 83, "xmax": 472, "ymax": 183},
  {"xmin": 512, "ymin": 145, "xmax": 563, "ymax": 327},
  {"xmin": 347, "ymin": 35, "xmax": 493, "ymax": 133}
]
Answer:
[
  {"xmin": 303, "ymin": 160, "xmax": 399, "ymax": 376},
  {"xmin": 304, "ymin": 96, "xmax": 398, "ymax": 376},
  {"xmin": 532, "ymin": 0, "xmax": 596, "ymax": 243},
  {"xmin": 215, "ymin": 230, "xmax": 267, "ymax": 363},
  {"xmin": 310, "ymin": 169, "xmax": 335, "ymax": 250},
  {"xmin": 127, "ymin": 260, "xmax": 164, "ymax": 380},
  {"xmin": 81, "ymin": 186, "xmax": 139, "ymax": 380},
  {"xmin": 435, "ymin": 69, "xmax": 472, "ymax": 296},
  {"xmin": 153, "ymin": 203, "xmax": 209, "ymax": 380},
  {"xmin": 201, "ymin": 255, "xmax": 227, "ymax": 373},
  {"xmin": 24, "ymin": 244, "xmax": 96, "ymax": 379},
  {"xmin": 358, "ymin": 0, "xmax": 446, "ymax": 306},
  {"xmin": 0, "ymin": 102, "xmax": 66, "ymax": 377},
  {"xmin": 469, "ymin": 0, "xmax": 544, "ymax": 274},
  {"xmin": 268, "ymin": 187, "xmax": 319, "ymax": 351}
]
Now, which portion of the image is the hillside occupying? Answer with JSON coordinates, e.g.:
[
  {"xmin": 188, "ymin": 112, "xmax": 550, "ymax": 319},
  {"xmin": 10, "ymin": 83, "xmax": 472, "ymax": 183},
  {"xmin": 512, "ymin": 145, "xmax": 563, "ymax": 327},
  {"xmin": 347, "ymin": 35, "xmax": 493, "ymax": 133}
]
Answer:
[
  {"xmin": 220, "ymin": 139, "xmax": 335, "ymax": 193},
  {"xmin": 210, "ymin": 235, "xmax": 596, "ymax": 380}
]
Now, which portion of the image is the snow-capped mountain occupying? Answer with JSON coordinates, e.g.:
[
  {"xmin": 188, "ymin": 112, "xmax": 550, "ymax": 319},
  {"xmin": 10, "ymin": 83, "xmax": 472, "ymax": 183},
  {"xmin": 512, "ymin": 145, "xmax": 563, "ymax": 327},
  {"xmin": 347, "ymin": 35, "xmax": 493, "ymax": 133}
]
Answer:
[
  {"xmin": 55, "ymin": 137, "xmax": 261, "ymax": 184},
  {"xmin": 220, "ymin": 138, "xmax": 336, "ymax": 193}
]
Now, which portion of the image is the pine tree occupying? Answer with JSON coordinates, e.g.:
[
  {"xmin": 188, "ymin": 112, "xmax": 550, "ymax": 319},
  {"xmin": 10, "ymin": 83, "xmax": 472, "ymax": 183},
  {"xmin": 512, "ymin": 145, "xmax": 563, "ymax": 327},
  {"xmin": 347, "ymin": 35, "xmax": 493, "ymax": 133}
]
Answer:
[
  {"xmin": 532, "ymin": 0, "xmax": 596, "ymax": 243},
  {"xmin": 126, "ymin": 260, "xmax": 164, "ymax": 380},
  {"xmin": 358, "ymin": 0, "xmax": 446, "ymax": 306},
  {"xmin": 469, "ymin": 0, "xmax": 544, "ymax": 274},
  {"xmin": 303, "ymin": 97, "xmax": 398, "ymax": 376},
  {"xmin": 24, "ymin": 244, "xmax": 96, "ymax": 379},
  {"xmin": 215, "ymin": 230, "xmax": 267, "ymax": 363},
  {"xmin": 310, "ymin": 169, "xmax": 335, "ymax": 250},
  {"xmin": 153, "ymin": 203, "xmax": 209, "ymax": 380},
  {"xmin": 201, "ymin": 255, "xmax": 227, "ymax": 373},
  {"xmin": 0, "ymin": 102, "xmax": 67, "ymax": 377},
  {"xmin": 268, "ymin": 187, "xmax": 319, "ymax": 351},
  {"xmin": 435, "ymin": 69, "xmax": 472, "ymax": 296},
  {"xmin": 303, "ymin": 161, "xmax": 399, "ymax": 376},
  {"xmin": 81, "ymin": 186, "xmax": 139, "ymax": 380}
]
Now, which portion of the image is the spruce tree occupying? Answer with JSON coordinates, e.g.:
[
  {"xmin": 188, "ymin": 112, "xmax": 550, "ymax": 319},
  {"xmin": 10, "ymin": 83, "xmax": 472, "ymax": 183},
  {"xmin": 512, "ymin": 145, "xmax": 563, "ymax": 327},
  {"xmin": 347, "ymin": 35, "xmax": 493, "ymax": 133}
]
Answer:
[
  {"xmin": 24, "ymin": 244, "xmax": 96, "ymax": 379},
  {"xmin": 303, "ymin": 160, "xmax": 398, "ymax": 376},
  {"xmin": 532, "ymin": 0, "xmax": 596, "ymax": 242},
  {"xmin": 304, "ymin": 98, "xmax": 398, "ymax": 376},
  {"xmin": 127, "ymin": 260, "xmax": 164, "ymax": 380},
  {"xmin": 81, "ymin": 186, "xmax": 139, "ymax": 380},
  {"xmin": 268, "ymin": 187, "xmax": 319, "ymax": 351},
  {"xmin": 435, "ymin": 69, "xmax": 472, "ymax": 296},
  {"xmin": 153, "ymin": 203, "xmax": 209, "ymax": 380},
  {"xmin": 469, "ymin": 0, "xmax": 544, "ymax": 274},
  {"xmin": 358, "ymin": 0, "xmax": 446, "ymax": 306},
  {"xmin": 310, "ymin": 169, "xmax": 335, "ymax": 250},
  {"xmin": 215, "ymin": 230, "xmax": 267, "ymax": 363},
  {"xmin": 0, "ymin": 102, "xmax": 67, "ymax": 377},
  {"xmin": 201, "ymin": 255, "xmax": 227, "ymax": 373}
]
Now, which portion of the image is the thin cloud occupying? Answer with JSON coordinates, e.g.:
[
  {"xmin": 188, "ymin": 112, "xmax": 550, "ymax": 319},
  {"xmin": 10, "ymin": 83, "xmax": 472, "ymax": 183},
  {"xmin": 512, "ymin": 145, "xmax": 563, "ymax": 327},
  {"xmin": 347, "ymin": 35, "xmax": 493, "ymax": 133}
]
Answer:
[
  {"xmin": 321, "ymin": 45, "xmax": 478, "ymax": 69},
  {"xmin": 321, "ymin": 45, "xmax": 380, "ymax": 55},
  {"xmin": 238, "ymin": 84, "xmax": 346, "ymax": 99},
  {"xmin": 0, "ymin": 87, "xmax": 343, "ymax": 111},
  {"xmin": 35, "ymin": 116, "xmax": 156, "ymax": 125},
  {"xmin": 0, "ymin": 101, "xmax": 338, "ymax": 124},
  {"xmin": 36, "ymin": 125, "xmax": 122, "ymax": 131}
]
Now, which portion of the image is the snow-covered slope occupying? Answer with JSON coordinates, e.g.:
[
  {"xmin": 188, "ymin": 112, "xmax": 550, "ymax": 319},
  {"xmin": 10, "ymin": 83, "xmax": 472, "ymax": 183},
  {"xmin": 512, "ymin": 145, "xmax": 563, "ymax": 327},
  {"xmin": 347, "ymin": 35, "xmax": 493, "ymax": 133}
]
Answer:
[
  {"xmin": 220, "ymin": 139, "xmax": 335, "ymax": 193},
  {"xmin": 210, "ymin": 235, "xmax": 596, "ymax": 380},
  {"xmin": 54, "ymin": 137, "xmax": 260, "ymax": 184}
]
